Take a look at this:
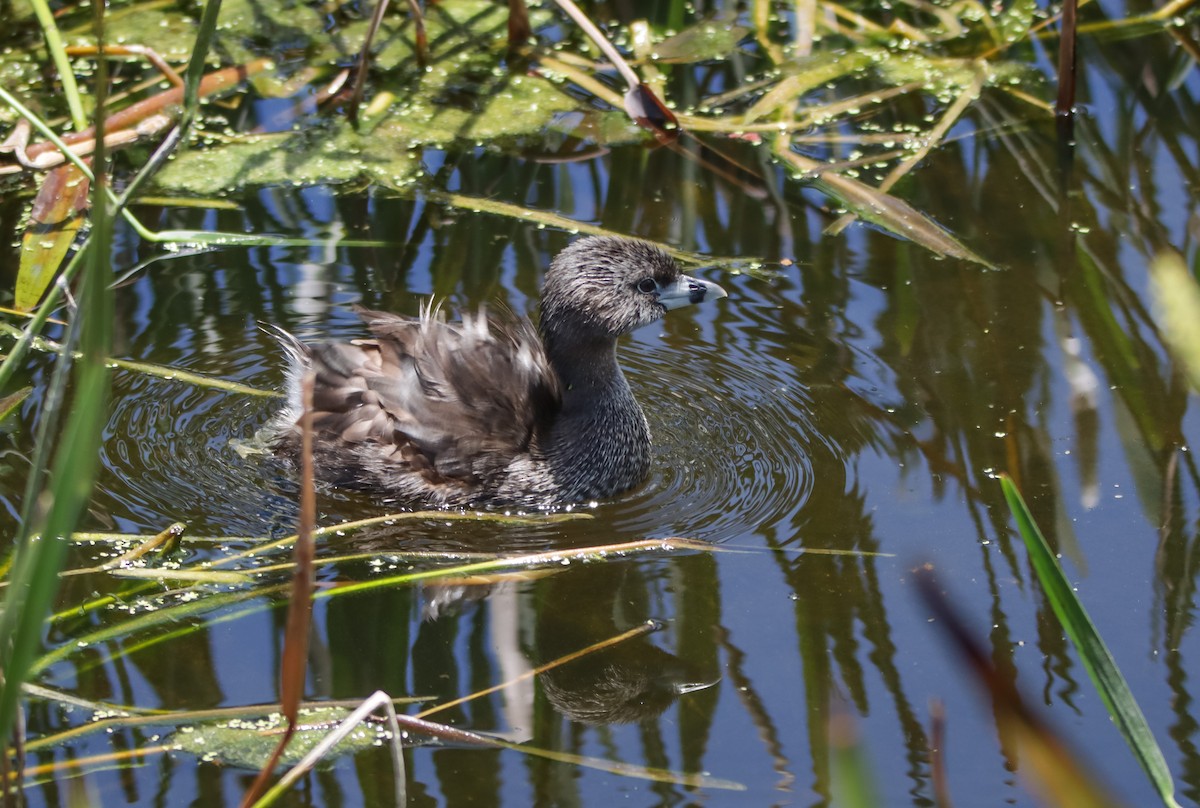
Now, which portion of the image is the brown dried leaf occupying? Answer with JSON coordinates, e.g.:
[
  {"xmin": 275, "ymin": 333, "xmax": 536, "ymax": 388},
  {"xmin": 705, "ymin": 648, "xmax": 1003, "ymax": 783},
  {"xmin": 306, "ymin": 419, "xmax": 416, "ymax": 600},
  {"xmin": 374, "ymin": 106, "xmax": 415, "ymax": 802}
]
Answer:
[{"xmin": 17, "ymin": 163, "xmax": 91, "ymax": 311}]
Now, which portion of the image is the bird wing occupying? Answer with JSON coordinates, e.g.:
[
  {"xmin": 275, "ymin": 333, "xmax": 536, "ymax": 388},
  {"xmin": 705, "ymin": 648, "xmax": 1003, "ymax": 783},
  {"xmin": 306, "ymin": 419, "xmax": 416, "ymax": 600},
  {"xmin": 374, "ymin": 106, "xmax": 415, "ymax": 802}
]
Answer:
[{"xmin": 304, "ymin": 306, "xmax": 560, "ymax": 491}]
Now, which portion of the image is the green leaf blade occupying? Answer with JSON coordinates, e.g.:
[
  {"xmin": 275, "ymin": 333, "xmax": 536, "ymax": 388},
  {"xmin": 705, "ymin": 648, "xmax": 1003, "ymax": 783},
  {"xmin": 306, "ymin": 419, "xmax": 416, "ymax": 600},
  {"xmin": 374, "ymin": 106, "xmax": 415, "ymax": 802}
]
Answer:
[{"xmin": 1001, "ymin": 475, "xmax": 1181, "ymax": 808}]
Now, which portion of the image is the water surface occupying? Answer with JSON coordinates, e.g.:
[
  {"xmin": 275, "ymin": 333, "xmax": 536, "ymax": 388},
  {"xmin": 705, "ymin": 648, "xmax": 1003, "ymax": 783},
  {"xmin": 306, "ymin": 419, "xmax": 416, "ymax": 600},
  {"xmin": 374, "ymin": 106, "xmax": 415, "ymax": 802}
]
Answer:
[{"xmin": 2, "ymin": 2, "xmax": 1200, "ymax": 806}]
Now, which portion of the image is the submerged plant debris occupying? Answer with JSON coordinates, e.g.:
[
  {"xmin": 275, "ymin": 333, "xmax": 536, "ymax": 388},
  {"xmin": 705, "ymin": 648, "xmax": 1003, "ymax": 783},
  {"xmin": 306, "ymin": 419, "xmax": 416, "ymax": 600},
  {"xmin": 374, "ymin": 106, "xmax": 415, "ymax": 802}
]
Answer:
[
  {"xmin": 173, "ymin": 707, "xmax": 387, "ymax": 770},
  {"xmin": 2, "ymin": 0, "xmax": 1054, "ymax": 262}
]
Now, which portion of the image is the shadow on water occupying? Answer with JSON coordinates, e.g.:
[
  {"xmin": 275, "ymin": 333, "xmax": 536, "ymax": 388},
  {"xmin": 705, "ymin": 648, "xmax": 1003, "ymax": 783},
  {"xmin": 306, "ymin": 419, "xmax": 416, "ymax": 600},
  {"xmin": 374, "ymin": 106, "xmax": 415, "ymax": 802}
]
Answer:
[{"xmin": 2, "ymin": 0, "xmax": 1200, "ymax": 806}]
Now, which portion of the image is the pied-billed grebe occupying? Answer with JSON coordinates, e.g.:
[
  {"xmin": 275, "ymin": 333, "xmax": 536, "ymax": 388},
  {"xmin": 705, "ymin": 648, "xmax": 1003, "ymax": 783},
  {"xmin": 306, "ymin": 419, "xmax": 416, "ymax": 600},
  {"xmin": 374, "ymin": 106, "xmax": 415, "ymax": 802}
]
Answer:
[{"xmin": 272, "ymin": 236, "xmax": 726, "ymax": 508}]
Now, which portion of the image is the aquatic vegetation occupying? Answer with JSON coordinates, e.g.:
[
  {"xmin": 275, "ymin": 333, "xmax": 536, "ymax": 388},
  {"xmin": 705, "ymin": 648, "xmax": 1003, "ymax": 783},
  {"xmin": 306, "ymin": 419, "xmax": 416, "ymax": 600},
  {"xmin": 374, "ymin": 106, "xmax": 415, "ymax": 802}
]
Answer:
[{"xmin": 0, "ymin": 0, "xmax": 1198, "ymax": 805}]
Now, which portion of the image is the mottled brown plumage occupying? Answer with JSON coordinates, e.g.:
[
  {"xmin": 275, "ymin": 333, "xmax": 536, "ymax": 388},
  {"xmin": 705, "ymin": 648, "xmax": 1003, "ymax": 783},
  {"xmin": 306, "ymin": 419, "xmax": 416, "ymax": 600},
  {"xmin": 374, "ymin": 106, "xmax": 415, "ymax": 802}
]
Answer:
[{"xmin": 271, "ymin": 236, "xmax": 726, "ymax": 508}]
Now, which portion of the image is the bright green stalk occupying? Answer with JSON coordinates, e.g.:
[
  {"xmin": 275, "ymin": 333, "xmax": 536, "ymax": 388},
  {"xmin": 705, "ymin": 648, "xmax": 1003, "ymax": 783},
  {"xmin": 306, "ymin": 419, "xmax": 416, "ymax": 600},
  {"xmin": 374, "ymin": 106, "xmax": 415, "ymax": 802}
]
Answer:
[
  {"xmin": 27, "ymin": 0, "xmax": 86, "ymax": 131},
  {"xmin": 0, "ymin": 6, "xmax": 115, "ymax": 753},
  {"xmin": 1001, "ymin": 476, "xmax": 1182, "ymax": 808}
]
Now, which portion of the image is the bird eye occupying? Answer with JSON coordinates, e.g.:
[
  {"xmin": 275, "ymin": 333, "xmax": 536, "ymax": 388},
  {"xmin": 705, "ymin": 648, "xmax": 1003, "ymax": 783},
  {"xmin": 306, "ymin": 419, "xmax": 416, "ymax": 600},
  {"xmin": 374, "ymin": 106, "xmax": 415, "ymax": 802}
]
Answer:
[{"xmin": 636, "ymin": 278, "xmax": 657, "ymax": 294}]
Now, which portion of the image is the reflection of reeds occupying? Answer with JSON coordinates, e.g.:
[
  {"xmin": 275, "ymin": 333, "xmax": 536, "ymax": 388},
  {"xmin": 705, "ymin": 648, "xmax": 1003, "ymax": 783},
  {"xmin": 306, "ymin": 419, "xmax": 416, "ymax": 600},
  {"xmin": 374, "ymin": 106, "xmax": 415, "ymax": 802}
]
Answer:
[
  {"xmin": 1, "ymin": 0, "xmax": 1198, "ymax": 804},
  {"xmin": 1002, "ymin": 476, "xmax": 1181, "ymax": 807},
  {"xmin": 0, "ymin": 0, "xmax": 116, "ymax": 787},
  {"xmin": 0, "ymin": 0, "xmax": 233, "ymax": 787},
  {"xmin": 904, "ymin": 477, "xmax": 1194, "ymax": 805},
  {"xmin": 15, "ymin": 531, "xmax": 757, "ymax": 794},
  {"xmin": 917, "ymin": 560, "xmax": 1128, "ymax": 808},
  {"xmin": 241, "ymin": 372, "xmax": 317, "ymax": 806}
]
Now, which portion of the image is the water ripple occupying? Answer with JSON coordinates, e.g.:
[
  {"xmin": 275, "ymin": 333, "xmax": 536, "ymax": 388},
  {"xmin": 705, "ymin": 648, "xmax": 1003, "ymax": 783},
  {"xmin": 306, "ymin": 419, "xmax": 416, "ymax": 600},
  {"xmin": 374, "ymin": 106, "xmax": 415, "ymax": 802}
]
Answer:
[
  {"xmin": 91, "ymin": 290, "xmax": 845, "ymax": 550},
  {"xmin": 94, "ymin": 359, "xmax": 293, "ymax": 539},
  {"xmin": 610, "ymin": 333, "xmax": 824, "ymax": 544}
]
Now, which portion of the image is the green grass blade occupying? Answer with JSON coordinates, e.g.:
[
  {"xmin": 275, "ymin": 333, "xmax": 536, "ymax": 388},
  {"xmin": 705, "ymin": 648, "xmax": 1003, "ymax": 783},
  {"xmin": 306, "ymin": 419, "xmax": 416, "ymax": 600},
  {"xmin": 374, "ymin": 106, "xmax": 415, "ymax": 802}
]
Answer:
[
  {"xmin": 0, "ymin": 7, "xmax": 115, "ymax": 749},
  {"xmin": 27, "ymin": 0, "xmax": 86, "ymax": 130},
  {"xmin": 1000, "ymin": 475, "xmax": 1181, "ymax": 808}
]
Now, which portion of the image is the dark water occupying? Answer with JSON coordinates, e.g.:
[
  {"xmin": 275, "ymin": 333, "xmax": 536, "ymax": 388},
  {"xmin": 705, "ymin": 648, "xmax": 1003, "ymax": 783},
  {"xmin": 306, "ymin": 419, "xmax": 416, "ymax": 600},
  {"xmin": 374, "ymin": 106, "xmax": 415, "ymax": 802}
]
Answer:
[{"xmin": 4, "ymin": 3, "xmax": 1200, "ymax": 807}]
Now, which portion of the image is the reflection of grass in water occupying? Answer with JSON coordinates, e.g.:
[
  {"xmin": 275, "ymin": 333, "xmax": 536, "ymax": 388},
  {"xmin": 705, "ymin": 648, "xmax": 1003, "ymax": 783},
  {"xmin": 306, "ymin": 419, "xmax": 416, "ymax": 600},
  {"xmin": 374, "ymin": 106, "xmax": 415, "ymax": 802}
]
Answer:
[
  {"xmin": 24, "ymin": 510, "xmax": 885, "ymax": 790},
  {"xmin": 37, "ymin": 532, "xmax": 740, "ymax": 673},
  {"xmin": 0, "ymin": 11, "xmax": 117, "ymax": 783},
  {"xmin": 2, "ymin": 0, "xmax": 1197, "ymax": 802},
  {"xmin": 1002, "ymin": 476, "xmax": 1180, "ymax": 808},
  {"xmin": 0, "ymin": 0, "xmax": 233, "ymax": 783},
  {"xmin": 27, "ymin": 531, "xmax": 768, "ymax": 792},
  {"xmin": 0, "ymin": 320, "xmax": 280, "ymax": 398},
  {"xmin": 913, "ymin": 558, "xmax": 1129, "ymax": 808},
  {"xmin": 885, "ymin": 478, "xmax": 1182, "ymax": 808}
]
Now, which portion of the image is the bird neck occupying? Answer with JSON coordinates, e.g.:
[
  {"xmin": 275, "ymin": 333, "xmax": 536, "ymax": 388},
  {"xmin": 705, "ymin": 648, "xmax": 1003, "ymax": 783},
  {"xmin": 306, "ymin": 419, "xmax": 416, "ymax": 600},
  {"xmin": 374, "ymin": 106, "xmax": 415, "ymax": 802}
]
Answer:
[
  {"xmin": 540, "ymin": 328, "xmax": 651, "ymax": 495},
  {"xmin": 541, "ymin": 326, "xmax": 620, "ymax": 392},
  {"xmin": 542, "ymin": 327, "xmax": 645, "ymax": 436}
]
